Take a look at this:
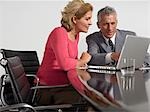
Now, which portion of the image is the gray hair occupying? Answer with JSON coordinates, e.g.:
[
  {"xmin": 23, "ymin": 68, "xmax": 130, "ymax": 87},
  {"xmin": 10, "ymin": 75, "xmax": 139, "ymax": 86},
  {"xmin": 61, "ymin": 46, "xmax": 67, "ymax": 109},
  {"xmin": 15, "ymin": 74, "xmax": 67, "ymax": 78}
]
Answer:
[{"xmin": 97, "ymin": 6, "xmax": 117, "ymax": 23}]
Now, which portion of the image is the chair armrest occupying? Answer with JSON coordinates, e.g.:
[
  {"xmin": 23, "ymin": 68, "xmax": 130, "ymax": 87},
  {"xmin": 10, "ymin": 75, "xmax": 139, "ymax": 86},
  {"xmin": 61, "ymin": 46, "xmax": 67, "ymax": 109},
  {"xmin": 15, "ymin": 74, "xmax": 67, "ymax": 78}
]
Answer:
[
  {"xmin": 31, "ymin": 84, "xmax": 71, "ymax": 90},
  {"xmin": 26, "ymin": 74, "xmax": 39, "ymax": 87},
  {"xmin": 26, "ymin": 74, "xmax": 40, "ymax": 103},
  {"xmin": 26, "ymin": 74, "xmax": 71, "ymax": 89},
  {"xmin": 34, "ymin": 104, "xmax": 72, "ymax": 111},
  {"xmin": 26, "ymin": 74, "xmax": 39, "ymax": 82},
  {"xmin": 0, "ymin": 103, "xmax": 36, "ymax": 112},
  {"xmin": 31, "ymin": 83, "xmax": 71, "ymax": 103}
]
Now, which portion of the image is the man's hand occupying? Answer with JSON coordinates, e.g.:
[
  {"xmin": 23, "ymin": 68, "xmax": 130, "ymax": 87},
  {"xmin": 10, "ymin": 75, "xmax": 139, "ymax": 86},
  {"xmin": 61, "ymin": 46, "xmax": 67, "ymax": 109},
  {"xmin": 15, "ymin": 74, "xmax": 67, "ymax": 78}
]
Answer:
[{"xmin": 111, "ymin": 52, "xmax": 120, "ymax": 62}]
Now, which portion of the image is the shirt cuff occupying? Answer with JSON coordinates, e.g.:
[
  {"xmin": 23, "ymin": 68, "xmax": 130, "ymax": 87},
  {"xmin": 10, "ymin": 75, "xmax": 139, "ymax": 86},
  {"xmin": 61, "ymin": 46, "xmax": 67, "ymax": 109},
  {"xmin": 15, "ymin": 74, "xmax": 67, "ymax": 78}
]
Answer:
[{"xmin": 105, "ymin": 52, "xmax": 113, "ymax": 64}]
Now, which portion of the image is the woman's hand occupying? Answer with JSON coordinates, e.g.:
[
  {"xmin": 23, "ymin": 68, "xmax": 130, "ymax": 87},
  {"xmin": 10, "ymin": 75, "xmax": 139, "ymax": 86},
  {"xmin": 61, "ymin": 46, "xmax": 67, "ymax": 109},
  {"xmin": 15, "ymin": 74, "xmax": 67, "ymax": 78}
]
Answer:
[
  {"xmin": 80, "ymin": 52, "xmax": 91, "ymax": 63},
  {"xmin": 76, "ymin": 52, "xmax": 91, "ymax": 69}
]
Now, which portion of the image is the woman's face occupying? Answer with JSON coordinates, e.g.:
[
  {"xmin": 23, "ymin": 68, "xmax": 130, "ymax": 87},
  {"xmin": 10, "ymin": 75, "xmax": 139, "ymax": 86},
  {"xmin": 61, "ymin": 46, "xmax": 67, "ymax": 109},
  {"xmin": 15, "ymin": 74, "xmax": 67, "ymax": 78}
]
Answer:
[{"xmin": 74, "ymin": 10, "xmax": 92, "ymax": 33}]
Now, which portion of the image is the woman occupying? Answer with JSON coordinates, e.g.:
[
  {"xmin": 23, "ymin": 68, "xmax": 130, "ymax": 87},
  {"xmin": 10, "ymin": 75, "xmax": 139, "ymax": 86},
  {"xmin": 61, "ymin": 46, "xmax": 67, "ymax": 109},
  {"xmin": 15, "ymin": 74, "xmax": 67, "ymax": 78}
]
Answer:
[
  {"xmin": 36, "ymin": 0, "xmax": 93, "ymax": 105},
  {"xmin": 37, "ymin": 0, "xmax": 93, "ymax": 86}
]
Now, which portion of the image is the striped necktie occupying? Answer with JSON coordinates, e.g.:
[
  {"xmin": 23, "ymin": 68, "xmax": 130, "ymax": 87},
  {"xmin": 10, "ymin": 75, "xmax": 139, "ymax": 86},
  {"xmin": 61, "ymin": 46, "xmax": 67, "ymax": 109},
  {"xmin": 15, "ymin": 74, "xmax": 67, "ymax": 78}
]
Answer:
[
  {"xmin": 108, "ymin": 39, "xmax": 116, "ymax": 65},
  {"xmin": 108, "ymin": 39, "xmax": 115, "ymax": 52}
]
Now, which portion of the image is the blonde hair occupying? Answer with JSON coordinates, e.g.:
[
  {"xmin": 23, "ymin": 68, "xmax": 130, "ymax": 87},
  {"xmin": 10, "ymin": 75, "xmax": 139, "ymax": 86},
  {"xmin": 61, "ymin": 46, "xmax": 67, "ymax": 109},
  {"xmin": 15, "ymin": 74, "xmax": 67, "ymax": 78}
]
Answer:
[{"xmin": 61, "ymin": 0, "xmax": 93, "ymax": 31}]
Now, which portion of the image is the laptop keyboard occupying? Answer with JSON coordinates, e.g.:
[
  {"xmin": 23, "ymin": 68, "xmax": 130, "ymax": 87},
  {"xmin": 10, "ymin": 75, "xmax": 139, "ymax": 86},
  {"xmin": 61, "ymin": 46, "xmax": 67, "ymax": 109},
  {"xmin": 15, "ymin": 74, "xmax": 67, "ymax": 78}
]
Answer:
[{"xmin": 88, "ymin": 65, "xmax": 116, "ymax": 71}]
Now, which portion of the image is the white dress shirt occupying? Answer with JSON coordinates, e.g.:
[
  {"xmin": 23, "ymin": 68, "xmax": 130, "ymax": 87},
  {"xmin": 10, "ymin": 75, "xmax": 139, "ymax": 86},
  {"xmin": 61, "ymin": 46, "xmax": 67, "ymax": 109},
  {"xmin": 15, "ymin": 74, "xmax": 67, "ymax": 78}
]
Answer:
[{"xmin": 103, "ymin": 33, "xmax": 116, "ymax": 64}]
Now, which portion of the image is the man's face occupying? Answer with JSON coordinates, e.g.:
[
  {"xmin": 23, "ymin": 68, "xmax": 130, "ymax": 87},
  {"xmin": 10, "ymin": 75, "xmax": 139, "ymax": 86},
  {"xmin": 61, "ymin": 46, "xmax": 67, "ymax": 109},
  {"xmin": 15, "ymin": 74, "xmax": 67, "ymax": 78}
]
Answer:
[{"xmin": 98, "ymin": 13, "xmax": 117, "ymax": 38}]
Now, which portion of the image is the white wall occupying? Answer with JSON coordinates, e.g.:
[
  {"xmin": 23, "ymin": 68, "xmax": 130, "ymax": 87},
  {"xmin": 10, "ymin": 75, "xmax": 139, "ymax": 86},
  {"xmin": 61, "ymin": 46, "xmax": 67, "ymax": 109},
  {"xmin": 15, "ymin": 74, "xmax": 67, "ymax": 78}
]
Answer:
[{"xmin": 0, "ymin": 0, "xmax": 150, "ymax": 75}]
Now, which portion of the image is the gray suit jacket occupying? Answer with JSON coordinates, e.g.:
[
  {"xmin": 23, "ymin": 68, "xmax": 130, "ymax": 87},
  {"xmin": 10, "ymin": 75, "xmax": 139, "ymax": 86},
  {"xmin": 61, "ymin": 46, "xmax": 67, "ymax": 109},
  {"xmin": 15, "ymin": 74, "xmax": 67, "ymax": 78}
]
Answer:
[{"xmin": 86, "ymin": 29, "xmax": 136, "ymax": 65}]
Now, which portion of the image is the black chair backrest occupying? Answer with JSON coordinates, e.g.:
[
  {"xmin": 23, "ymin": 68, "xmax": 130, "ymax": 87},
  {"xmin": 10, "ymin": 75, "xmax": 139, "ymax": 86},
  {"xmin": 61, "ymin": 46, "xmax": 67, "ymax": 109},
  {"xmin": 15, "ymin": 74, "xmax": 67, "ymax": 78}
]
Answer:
[
  {"xmin": 6, "ymin": 56, "xmax": 32, "ymax": 104},
  {"xmin": 1, "ymin": 49, "xmax": 40, "ymax": 75},
  {"xmin": 0, "ymin": 49, "xmax": 39, "ymax": 105}
]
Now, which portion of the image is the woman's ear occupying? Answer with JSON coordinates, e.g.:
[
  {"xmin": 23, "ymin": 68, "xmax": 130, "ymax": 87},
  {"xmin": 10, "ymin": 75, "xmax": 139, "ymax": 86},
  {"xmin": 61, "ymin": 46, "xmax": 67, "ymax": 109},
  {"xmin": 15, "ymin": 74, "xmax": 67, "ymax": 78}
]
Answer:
[{"xmin": 72, "ymin": 16, "xmax": 77, "ymax": 24}]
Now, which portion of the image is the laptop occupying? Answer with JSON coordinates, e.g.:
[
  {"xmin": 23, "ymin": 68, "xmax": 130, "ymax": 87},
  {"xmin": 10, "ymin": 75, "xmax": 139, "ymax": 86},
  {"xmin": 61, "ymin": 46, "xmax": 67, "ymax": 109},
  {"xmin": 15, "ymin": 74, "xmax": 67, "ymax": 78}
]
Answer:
[{"xmin": 88, "ymin": 35, "xmax": 150, "ymax": 71}]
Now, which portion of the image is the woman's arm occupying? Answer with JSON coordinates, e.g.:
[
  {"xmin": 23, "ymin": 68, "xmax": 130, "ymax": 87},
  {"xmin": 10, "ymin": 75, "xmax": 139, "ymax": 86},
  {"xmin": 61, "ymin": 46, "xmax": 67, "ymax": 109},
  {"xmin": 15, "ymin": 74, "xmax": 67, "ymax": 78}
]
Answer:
[{"xmin": 50, "ymin": 28, "xmax": 78, "ymax": 70}]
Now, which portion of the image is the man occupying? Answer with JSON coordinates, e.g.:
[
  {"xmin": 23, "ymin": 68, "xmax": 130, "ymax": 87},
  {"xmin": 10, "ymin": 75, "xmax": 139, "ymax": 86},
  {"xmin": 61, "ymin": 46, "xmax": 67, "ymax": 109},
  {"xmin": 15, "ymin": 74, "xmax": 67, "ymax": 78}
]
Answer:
[{"xmin": 86, "ymin": 6, "xmax": 136, "ymax": 66}]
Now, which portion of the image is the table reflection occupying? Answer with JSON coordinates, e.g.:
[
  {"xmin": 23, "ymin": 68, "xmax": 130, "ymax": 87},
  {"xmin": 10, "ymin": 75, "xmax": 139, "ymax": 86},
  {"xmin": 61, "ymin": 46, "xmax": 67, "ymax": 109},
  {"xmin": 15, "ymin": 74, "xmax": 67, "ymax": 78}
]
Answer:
[
  {"xmin": 120, "ymin": 75, "xmax": 135, "ymax": 91},
  {"xmin": 68, "ymin": 68, "xmax": 150, "ymax": 112},
  {"xmin": 68, "ymin": 69, "xmax": 123, "ymax": 111},
  {"xmin": 86, "ymin": 70, "xmax": 122, "ymax": 108},
  {"xmin": 116, "ymin": 70, "xmax": 149, "ymax": 112}
]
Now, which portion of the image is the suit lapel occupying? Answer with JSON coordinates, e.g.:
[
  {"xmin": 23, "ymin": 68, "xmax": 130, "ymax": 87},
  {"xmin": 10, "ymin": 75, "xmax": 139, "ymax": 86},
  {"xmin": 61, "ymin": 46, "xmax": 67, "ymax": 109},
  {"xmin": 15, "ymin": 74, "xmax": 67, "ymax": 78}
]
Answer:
[{"xmin": 98, "ymin": 31, "xmax": 125, "ymax": 53}]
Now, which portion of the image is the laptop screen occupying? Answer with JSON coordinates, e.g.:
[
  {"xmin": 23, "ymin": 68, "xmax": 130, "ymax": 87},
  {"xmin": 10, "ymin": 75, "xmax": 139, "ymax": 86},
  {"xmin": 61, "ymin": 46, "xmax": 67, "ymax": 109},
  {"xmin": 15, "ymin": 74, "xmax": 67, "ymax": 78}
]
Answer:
[{"xmin": 116, "ymin": 35, "xmax": 150, "ymax": 69}]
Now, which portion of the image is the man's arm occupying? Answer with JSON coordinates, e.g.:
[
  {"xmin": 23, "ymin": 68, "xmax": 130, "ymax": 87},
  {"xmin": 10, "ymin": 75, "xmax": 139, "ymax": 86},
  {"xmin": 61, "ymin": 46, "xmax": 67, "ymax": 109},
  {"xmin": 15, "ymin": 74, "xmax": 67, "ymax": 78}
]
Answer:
[{"xmin": 86, "ymin": 36, "xmax": 106, "ymax": 65}]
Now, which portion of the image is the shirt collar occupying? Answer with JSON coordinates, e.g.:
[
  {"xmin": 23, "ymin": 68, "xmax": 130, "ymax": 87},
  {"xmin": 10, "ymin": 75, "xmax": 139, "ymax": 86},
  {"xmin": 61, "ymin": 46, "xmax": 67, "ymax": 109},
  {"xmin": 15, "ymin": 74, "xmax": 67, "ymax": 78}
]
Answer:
[{"xmin": 103, "ymin": 33, "xmax": 116, "ymax": 45}]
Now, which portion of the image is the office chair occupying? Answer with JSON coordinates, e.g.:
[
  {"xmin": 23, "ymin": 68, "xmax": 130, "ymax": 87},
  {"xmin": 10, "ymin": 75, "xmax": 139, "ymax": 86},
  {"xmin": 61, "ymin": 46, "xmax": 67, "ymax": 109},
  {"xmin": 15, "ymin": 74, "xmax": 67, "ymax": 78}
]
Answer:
[
  {"xmin": 0, "ymin": 59, "xmax": 36, "ymax": 112},
  {"xmin": 0, "ymin": 49, "xmax": 71, "ymax": 106},
  {"xmin": 0, "ymin": 56, "xmax": 78, "ymax": 112},
  {"xmin": 0, "ymin": 49, "xmax": 41, "ymax": 105}
]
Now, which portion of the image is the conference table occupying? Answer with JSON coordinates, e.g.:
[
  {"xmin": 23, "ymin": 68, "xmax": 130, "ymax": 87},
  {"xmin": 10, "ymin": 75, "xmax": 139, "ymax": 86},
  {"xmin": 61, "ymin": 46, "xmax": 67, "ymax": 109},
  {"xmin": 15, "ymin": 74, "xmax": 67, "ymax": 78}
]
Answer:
[{"xmin": 67, "ymin": 67, "xmax": 150, "ymax": 112}]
